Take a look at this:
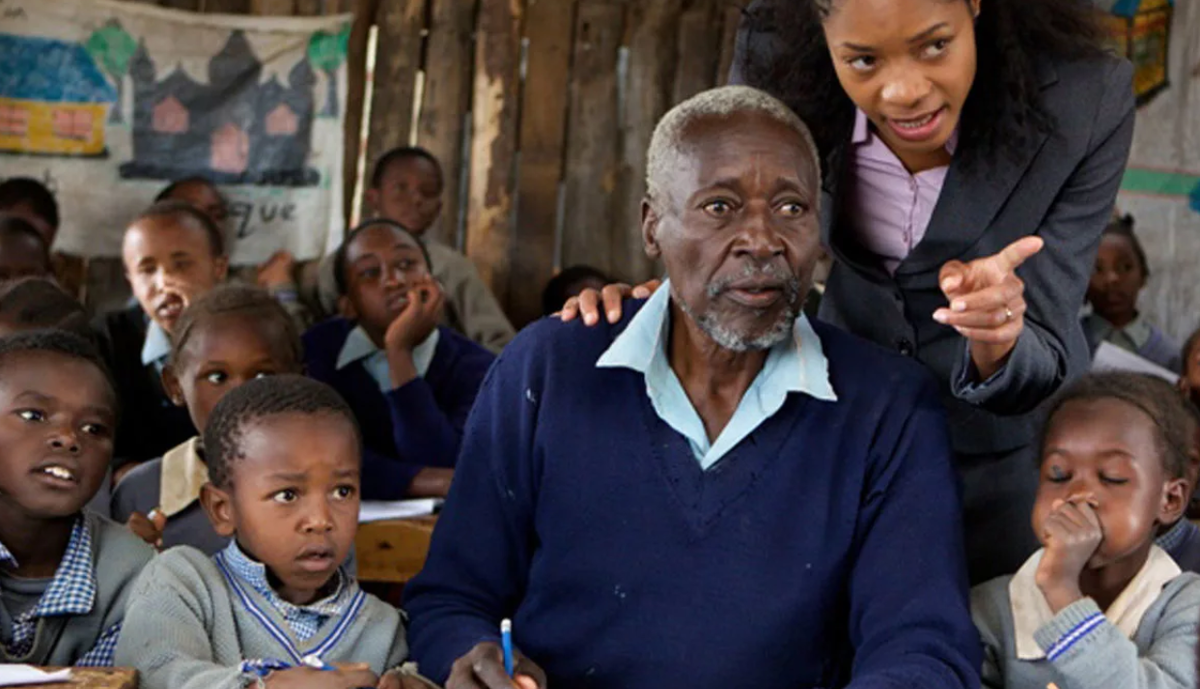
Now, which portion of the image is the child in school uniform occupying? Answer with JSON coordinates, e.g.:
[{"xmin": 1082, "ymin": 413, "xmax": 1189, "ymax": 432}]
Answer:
[
  {"xmin": 971, "ymin": 372, "xmax": 1200, "ymax": 689},
  {"xmin": 0, "ymin": 277, "xmax": 91, "ymax": 339},
  {"xmin": 110, "ymin": 284, "xmax": 304, "ymax": 554},
  {"xmin": 1083, "ymin": 215, "xmax": 1180, "ymax": 371},
  {"xmin": 317, "ymin": 148, "xmax": 514, "ymax": 353},
  {"xmin": 115, "ymin": 375, "xmax": 436, "ymax": 689},
  {"xmin": 0, "ymin": 331, "xmax": 154, "ymax": 666},
  {"xmin": 93, "ymin": 200, "xmax": 230, "ymax": 475},
  {"xmin": 304, "ymin": 220, "xmax": 495, "ymax": 499}
]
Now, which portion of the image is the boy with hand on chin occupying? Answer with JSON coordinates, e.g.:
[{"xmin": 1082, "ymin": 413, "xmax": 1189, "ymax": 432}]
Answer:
[
  {"xmin": 115, "ymin": 375, "xmax": 436, "ymax": 689},
  {"xmin": 304, "ymin": 220, "xmax": 494, "ymax": 500}
]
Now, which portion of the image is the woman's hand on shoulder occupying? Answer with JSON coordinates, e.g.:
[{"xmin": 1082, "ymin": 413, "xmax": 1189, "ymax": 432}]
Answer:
[
  {"xmin": 933, "ymin": 236, "xmax": 1044, "ymax": 380},
  {"xmin": 558, "ymin": 279, "xmax": 662, "ymax": 326}
]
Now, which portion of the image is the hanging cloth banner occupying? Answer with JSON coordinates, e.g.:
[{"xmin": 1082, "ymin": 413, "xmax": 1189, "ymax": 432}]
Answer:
[{"xmin": 0, "ymin": 0, "xmax": 351, "ymax": 262}]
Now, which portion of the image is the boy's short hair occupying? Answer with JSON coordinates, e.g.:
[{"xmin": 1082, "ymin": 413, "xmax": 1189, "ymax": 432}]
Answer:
[
  {"xmin": 203, "ymin": 375, "xmax": 360, "ymax": 489},
  {"xmin": 1103, "ymin": 213, "xmax": 1149, "ymax": 278},
  {"xmin": 369, "ymin": 146, "xmax": 444, "ymax": 192},
  {"xmin": 331, "ymin": 218, "xmax": 433, "ymax": 297},
  {"xmin": 541, "ymin": 265, "xmax": 611, "ymax": 316},
  {"xmin": 132, "ymin": 200, "xmax": 226, "ymax": 257},
  {"xmin": 0, "ymin": 330, "xmax": 117, "ymax": 411},
  {"xmin": 1043, "ymin": 372, "xmax": 1197, "ymax": 480},
  {"xmin": 154, "ymin": 176, "xmax": 220, "ymax": 204},
  {"xmin": 0, "ymin": 278, "xmax": 91, "ymax": 339},
  {"xmin": 0, "ymin": 177, "xmax": 59, "ymax": 230},
  {"xmin": 170, "ymin": 283, "xmax": 302, "ymax": 368}
]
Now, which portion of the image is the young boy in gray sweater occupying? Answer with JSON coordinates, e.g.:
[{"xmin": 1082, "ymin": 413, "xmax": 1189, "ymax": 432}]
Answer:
[
  {"xmin": 971, "ymin": 373, "xmax": 1200, "ymax": 689},
  {"xmin": 115, "ymin": 375, "xmax": 435, "ymax": 689},
  {"xmin": 0, "ymin": 331, "xmax": 154, "ymax": 666}
]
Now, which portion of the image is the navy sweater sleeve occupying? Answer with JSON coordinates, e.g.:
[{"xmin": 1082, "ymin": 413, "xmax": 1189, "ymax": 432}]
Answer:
[
  {"xmin": 404, "ymin": 328, "xmax": 545, "ymax": 681},
  {"xmin": 384, "ymin": 336, "xmax": 494, "ymax": 471},
  {"xmin": 846, "ymin": 374, "xmax": 981, "ymax": 689}
]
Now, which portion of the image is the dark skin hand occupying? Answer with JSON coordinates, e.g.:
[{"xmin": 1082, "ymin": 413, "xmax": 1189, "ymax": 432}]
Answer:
[
  {"xmin": 1034, "ymin": 497, "xmax": 1103, "ymax": 613},
  {"xmin": 264, "ymin": 663, "xmax": 378, "ymax": 689},
  {"xmin": 126, "ymin": 507, "xmax": 167, "ymax": 549},
  {"xmin": 384, "ymin": 277, "xmax": 446, "ymax": 389},
  {"xmin": 447, "ymin": 642, "xmax": 545, "ymax": 689}
]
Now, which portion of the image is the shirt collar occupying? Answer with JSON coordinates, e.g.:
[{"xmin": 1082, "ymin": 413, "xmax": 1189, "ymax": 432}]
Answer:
[
  {"xmin": 141, "ymin": 319, "xmax": 172, "ymax": 368},
  {"xmin": 1009, "ymin": 545, "xmax": 1181, "ymax": 660},
  {"xmin": 222, "ymin": 540, "xmax": 350, "ymax": 619},
  {"xmin": 596, "ymin": 278, "xmax": 837, "ymax": 402},
  {"xmin": 160, "ymin": 437, "xmax": 208, "ymax": 518},
  {"xmin": 851, "ymin": 108, "xmax": 959, "ymax": 155},
  {"xmin": 335, "ymin": 325, "xmax": 440, "ymax": 379},
  {"xmin": 0, "ymin": 517, "xmax": 96, "ymax": 618}
]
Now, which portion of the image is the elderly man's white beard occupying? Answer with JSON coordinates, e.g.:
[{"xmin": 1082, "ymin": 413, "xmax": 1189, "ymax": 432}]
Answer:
[{"xmin": 676, "ymin": 263, "xmax": 803, "ymax": 352}]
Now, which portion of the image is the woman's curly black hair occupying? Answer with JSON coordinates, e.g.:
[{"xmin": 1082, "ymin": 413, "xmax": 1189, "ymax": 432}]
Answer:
[{"xmin": 736, "ymin": 0, "xmax": 1108, "ymax": 172}]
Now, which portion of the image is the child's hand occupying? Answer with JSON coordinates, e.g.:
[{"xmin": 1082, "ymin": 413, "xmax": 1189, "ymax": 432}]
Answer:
[
  {"xmin": 560, "ymin": 279, "xmax": 661, "ymax": 325},
  {"xmin": 1035, "ymin": 498, "xmax": 1103, "ymax": 612},
  {"xmin": 384, "ymin": 277, "xmax": 445, "ymax": 354},
  {"xmin": 257, "ymin": 251, "xmax": 297, "ymax": 290},
  {"xmin": 126, "ymin": 509, "xmax": 167, "ymax": 549},
  {"xmin": 446, "ymin": 641, "xmax": 545, "ymax": 689},
  {"xmin": 265, "ymin": 663, "xmax": 379, "ymax": 689}
]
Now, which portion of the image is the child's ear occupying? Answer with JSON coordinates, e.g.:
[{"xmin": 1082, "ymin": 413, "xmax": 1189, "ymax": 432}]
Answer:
[
  {"xmin": 214, "ymin": 255, "xmax": 230, "ymax": 281},
  {"xmin": 161, "ymin": 365, "xmax": 186, "ymax": 408},
  {"xmin": 365, "ymin": 187, "xmax": 381, "ymax": 214},
  {"xmin": 1159, "ymin": 477, "xmax": 1190, "ymax": 527},
  {"xmin": 200, "ymin": 482, "xmax": 237, "ymax": 537}
]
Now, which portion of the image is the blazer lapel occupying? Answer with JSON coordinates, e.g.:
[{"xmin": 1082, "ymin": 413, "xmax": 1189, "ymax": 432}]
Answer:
[{"xmin": 896, "ymin": 59, "xmax": 1061, "ymax": 275}]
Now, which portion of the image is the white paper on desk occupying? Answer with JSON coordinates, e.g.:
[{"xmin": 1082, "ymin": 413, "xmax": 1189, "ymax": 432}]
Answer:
[
  {"xmin": 1092, "ymin": 341, "xmax": 1179, "ymax": 384},
  {"xmin": 358, "ymin": 498, "xmax": 442, "ymax": 523},
  {"xmin": 0, "ymin": 665, "xmax": 72, "ymax": 686}
]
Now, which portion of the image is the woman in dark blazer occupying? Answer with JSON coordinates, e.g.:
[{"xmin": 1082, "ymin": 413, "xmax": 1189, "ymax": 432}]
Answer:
[{"xmin": 567, "ymin": 0, "xmax": 1134, "ymax": 584}]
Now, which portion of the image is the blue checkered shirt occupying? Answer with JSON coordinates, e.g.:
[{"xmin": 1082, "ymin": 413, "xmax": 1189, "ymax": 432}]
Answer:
[
  {"xmin": 0, "ymin": 518, "xmax": 119, "ymax": 666},
  {"xmin": 221, "ymin": 541, "xmax": 351, "ymax": 642}
]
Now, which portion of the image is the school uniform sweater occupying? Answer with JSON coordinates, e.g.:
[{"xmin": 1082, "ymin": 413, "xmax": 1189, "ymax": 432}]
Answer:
[
  {"xmin": 110, "ymin": 438, "xmax": 228, "ymax": 556},
  {"xmin": 114, "ymin": 546, "xmax": 410, "ymax": 689},
  {"xmin": 0, "ymin": 511, "xmax": 154, "ymax": 666},
  {"xmin": 303, "ymin": 319, "xmax": 495, "ymax": 499},
  {"xmin": 1157, "ymin": 519, "xmax": 1200, "ymax": 574},
  {"xmin": 404, "ymin": 305, "xmax": 980, "ymax": 689},
  {"xmin": 972, "ymin": 560, "xmax": 1200, "ymax": 689},
  {"xmin": 92, "ymin": 305, "xmax": 195, "ymax": 469}
]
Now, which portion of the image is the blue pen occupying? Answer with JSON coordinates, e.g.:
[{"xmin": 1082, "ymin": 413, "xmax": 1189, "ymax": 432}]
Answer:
[{"xmin": 500, "ymin": 618, "xmax": 514, "ymax": 676}]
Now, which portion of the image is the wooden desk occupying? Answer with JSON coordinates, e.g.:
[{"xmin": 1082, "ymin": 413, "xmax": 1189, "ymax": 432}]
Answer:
[
  {"xmin": 19, "ymin": 668, "xmax": 136, "ymax": 689},
  {"xmin": 355, "ymin": 515, "xmax": 438, "ymax": 584}
]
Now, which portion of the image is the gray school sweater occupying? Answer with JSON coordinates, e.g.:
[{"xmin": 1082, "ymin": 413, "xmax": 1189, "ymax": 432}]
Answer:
[
  {"xmin": 0, "ymin": 511, "xmax": 154, "ymax": 666},
  {"xmin": 971, "ymin": 573, "xmax": 1200, "ymax": 689},
  {"xmin": 114, "ymin": 546, "xmax": 409, "ymax": 689}
]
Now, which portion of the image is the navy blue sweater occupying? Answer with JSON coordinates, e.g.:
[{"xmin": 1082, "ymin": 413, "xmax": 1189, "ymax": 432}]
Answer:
[
  {"xmin": 303, "ymin": 319, "xmax": 495, "ymax": 499},
  {"xmin": 404, "ymin": 303, "xmax": 980, "ymax": 689}
]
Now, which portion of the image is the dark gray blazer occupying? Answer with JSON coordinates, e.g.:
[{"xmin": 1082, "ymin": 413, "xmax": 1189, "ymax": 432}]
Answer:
[{"xmin": 733, "ymin": 11, "xmax": 1136, "ymax": 582}]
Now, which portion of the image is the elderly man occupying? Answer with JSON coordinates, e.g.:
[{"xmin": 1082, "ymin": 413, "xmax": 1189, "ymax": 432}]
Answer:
[{"xmin": 403, "ymin": 86, "xmax": 979, "ymax": 689}]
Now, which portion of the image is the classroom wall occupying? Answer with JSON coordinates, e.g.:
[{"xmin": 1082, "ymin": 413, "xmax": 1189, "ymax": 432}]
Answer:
[{"xmin": 88, "ymin": 0, "xmax": 749, "ymax": 327}]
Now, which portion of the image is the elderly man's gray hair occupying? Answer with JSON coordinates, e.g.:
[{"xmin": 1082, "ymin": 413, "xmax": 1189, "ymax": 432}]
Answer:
[{"xmin": 645, "ymin": 85, "xmax": 822, "ymax": 210}]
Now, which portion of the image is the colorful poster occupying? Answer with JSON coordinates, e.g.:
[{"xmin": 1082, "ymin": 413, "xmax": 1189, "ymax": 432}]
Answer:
[
  {"xmin": 1116, "ymin": 0, "xmax": 1200, "ymax": 343},
  {"xmin": 0, "ymin": 0, "xmax": 351, "ymax": 263}
]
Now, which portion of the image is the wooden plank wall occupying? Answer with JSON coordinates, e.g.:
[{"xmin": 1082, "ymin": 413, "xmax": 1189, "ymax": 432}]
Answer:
[{"xmin": 116, "ymin": 0, "xmax": 750, "ymax": 327}]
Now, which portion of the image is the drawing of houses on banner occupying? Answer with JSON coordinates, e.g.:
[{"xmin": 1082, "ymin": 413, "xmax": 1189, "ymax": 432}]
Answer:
[
  {"xmin": 121, "ymin": 30, "xmax": 320, "ymax": 186},
  {"xmin": 0, "ymin": 34, "xmax": 118, "ymax": 157}
]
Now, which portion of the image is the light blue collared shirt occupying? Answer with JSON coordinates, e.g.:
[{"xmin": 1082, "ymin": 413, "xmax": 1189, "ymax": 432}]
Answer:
[
  {"xmin": 336, "ymin": 325, "xmax": 441, "ymax": 392},
  {"xmin": 140, "ymin": 320, "xmax": 171, "ymax": 372},
  {"xmin": 597, "ymin": 279, "xmax": 837, "ymax": 470}
]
